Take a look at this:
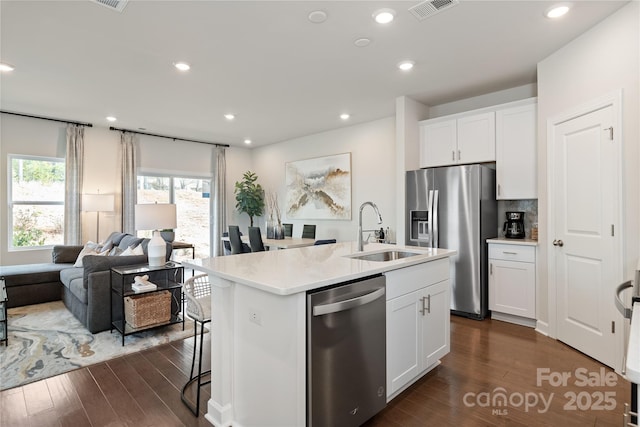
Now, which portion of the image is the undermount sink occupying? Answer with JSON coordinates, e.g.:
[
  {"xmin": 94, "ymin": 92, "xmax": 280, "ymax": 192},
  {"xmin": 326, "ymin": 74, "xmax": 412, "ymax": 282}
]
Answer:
[{"xmin": 349, "ymin": 250, "xmax": 421, "ymax": 262}]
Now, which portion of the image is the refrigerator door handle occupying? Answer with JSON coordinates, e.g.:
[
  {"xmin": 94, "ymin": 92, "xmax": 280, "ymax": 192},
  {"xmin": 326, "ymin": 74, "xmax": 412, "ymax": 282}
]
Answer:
[
  {"xmin": 427, "ymin": 190, "xmax": 434, "ymax": 248},
  {"xmin": 432, "ymin": 190, "xmax": 439, "ymax": 248}
]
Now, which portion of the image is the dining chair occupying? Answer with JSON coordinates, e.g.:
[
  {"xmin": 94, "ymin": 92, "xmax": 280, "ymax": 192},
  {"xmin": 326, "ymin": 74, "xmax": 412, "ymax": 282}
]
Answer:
[
  {"xmin": 248, "ymin": 227, "xmax": 266, "ymax": 252},
  {"xmin": 302, "ymin": 224, "xmax": 316, "ymax": 239},
  {"xmin": 222, "ymin": 232, "xmax": 231, "ymax": 255},
  {"xmin": 181, "ymin": 273, "xmax": 211, "ymax": 416},
  {"xmin": 313, "ymin": 239, "xmax": 336, "ymax": 245},
  {"xmin": 282, "ymin": 223, "xmax": 293, "ymax": 238},
  {"xmin": 228, "ymin": 225, "xmax": 244, "ymax": 255}
]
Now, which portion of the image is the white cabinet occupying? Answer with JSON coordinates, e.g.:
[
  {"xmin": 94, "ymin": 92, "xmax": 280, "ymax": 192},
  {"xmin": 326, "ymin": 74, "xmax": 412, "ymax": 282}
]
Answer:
[
  {"xmin": 419, "ymin": 111, "xmax": 495, "ymax": 168},
  {"xmin": 385, "ymin": 259, "xmax": 450, "ymax": 398},
  {"xmin": 488, "ymin": 242, "xmax": 536, "ymax": 325},
  {"xmin": 496, "ymin": 100, "xmax": 537, "ymax": 199}
]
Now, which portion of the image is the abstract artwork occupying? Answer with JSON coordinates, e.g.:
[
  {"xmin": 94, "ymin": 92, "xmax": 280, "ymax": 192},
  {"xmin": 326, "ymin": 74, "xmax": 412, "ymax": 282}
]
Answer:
[{"xmin": 285, "ymin": 153, "xmax": 351, "ymax": 220}]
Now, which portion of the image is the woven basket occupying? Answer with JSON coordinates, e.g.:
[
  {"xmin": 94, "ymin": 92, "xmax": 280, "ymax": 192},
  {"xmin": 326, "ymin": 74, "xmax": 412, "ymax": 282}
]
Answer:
[{"xmin": 124, "ymin": 290, "xmax": 171, "ymax": 328}]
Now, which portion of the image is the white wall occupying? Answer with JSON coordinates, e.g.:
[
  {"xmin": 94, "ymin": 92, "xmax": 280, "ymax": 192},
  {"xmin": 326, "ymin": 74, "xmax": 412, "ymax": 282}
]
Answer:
[
  {"xmin": 395, "ymin": 96, "xmax": 430, "ymax": 245},
  {"xmin": 536, "ymin": 2, "xmax": 640, "ymax": 326},
  {"xmin": 250, "ymin": 117, "xmax": 396, "ymax": 243}
]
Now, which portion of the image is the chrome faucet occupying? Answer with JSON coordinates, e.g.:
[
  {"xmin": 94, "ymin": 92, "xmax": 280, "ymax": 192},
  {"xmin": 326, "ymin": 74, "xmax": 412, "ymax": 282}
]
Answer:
[{"xmin": 357, "ymin": 201, "xmax": 383, "ymax": 251}]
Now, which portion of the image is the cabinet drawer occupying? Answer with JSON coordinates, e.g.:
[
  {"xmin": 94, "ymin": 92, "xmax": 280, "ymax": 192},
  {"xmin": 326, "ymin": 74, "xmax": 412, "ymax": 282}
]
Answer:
[
  {"xmin": 489, "ymin": 244, "xmax": 535, "ymax": 263},
  {"xmin": 385, "ymin": 259, "xmax": 449, "ymax": 300}
]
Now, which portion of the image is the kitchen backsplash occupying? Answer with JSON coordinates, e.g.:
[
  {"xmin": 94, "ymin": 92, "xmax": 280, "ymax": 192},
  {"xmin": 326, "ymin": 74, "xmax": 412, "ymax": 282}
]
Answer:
[{"xmin": 497, "ymin": 199, "xmax": 538, "ymax": 239}]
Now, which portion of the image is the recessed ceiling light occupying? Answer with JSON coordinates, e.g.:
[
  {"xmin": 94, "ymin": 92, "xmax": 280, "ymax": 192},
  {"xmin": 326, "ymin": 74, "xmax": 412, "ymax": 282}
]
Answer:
[
  {"xmin": 373, "ymin": 8, "xmax": 395, "ymax": 24},
  {"xmin": 174, "ymin": 62, "xmax": 191, "ymax": 71},
  {"xmin": 0, "ymin": 63, "xmax": 15, "ymax": 72},
  {"xmin": 354, "ymin": 38, "xmax": 371, "ymax": 47},
  {"xmin": 224, "ymin": 114, "xmax": 235, "ymax": 120},
  {"xmin": 308, "ymin": 10, "xmax": 327, "ymax": 23},
  {"xmin": 398, "ymin": 60, "xmax": 415, "ymax": 71},
  {"xmin": 546, "ymin": 4, "xmax": 570, "ymax": 18},
  {"xmin": 106, "ymin": 116, "xmax": 117, "ymax": 122},
  {"xmin": 244, "ymin": 139, "xmax": 252, "ymax": 144},
  {"xmin": 340, "ymin": 113, "xmax": 350, "ymax": 120}
]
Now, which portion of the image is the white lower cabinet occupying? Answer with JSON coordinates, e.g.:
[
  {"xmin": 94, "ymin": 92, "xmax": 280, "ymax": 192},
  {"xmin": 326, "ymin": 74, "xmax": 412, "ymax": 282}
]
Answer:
[
  {"xmin": 385, "ymin": 260, "xmax": 451, "ymax": 399},
  {"xmin": 488, "ymin": 242, "xmax": 536, "ymax": 323}
]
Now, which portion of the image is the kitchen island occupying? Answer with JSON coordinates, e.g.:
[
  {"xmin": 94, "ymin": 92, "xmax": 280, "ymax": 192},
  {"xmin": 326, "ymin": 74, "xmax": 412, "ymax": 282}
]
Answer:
[{"xmin": 183, "ymin": 242, "xmax": 456, "ymax": 427}]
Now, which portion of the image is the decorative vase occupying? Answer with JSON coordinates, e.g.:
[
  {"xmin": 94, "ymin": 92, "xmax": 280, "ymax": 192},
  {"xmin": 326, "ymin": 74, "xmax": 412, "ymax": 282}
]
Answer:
[
  {"xmin": 266, "ymin": 219, "xmax": 275, "ymax": 239},
  {"xmin": 273, "ymin": 223, "xmax": 285, "ymax": 240}
]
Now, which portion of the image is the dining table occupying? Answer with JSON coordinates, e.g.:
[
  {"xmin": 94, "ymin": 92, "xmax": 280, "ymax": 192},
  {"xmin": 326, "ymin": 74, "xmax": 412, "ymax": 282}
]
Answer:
[{"xmin": 222, "ymin": 235, "xmax": 317, "ymax": 250}]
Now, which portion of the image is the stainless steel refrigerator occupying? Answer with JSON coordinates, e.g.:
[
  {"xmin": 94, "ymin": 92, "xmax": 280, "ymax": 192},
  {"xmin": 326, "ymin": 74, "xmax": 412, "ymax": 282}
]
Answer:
[{"xmin": 406, "ymin": 165, "xmax": 497, "ymax": 319}]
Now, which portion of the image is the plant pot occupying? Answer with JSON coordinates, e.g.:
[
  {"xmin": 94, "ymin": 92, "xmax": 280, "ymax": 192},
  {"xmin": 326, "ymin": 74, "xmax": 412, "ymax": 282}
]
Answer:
[{"xmin": 160, "ymin": 231, "xmax": 175, "ymax": 242}]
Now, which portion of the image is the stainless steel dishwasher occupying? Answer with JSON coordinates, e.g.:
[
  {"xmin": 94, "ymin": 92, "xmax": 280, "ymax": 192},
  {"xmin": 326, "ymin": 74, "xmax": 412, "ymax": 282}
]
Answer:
[{"xmin": 307, "ymin": 274, "xmax": 386, "ymax": 427}]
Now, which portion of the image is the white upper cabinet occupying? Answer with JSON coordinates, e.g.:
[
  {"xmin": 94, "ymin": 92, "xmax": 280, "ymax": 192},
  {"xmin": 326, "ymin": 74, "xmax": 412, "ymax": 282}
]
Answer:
[
  {"xmin": 495, "ymin": 100, "xmax": 537, "ymax": 199},
  {"xmin": 419, "ymin": 111, "xmax": 495, "ymax": 168}
]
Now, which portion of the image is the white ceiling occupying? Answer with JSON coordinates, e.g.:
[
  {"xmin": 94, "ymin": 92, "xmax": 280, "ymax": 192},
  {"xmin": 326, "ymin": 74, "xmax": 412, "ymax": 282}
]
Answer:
[{"xmin": 0, "ymin": 0, "xmax": 628, "ymax": 147}]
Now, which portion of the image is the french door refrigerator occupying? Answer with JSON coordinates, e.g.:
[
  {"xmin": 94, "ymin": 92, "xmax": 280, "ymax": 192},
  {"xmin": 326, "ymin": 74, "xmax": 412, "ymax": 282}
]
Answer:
[{"xmin": 406, "ymin": 164, "xmax": 497, "ymax": 319}]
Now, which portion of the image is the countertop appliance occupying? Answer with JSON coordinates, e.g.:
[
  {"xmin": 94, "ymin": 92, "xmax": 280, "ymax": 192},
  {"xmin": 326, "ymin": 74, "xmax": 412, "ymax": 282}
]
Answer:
[
  {"xmin": 406, "ymin": 165, "xmax": 497, "ymax": 319},
  {"xmin": 307, "ymin": 275, "xmax": 386, "ymax": 426},
  {"xmin": 503, "ymin": 211, "xmax": 525, "ymax": 239},
  {"xmin": 615, "ymin": 263, "xmax": 640, "ymax": 426}
]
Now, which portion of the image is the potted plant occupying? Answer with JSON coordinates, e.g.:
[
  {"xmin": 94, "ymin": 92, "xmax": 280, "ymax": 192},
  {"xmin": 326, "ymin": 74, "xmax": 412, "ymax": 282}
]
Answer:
[{"xmin": 234, "ymin": 171, "xmax": 265, "ymax": 227}]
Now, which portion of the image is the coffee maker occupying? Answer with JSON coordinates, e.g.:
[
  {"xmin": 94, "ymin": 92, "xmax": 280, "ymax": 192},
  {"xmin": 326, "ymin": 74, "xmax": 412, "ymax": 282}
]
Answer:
[{"xmin": 503, "ymin": 211, "xmax": 525, "ymax": 239}]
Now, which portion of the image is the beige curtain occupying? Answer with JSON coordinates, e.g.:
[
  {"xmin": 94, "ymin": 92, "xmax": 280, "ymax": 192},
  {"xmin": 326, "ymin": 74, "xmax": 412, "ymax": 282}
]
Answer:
[
  {"xmin": 121, "ymin": 132, "xmax": 137, "ymax": 234},
  {"xmin": 64, "ymin": 125, "xmax": 84, "ymax": 244},
  {"xmin": 211, "ymin": 146, "xmax": 227, "ymax": 257}
]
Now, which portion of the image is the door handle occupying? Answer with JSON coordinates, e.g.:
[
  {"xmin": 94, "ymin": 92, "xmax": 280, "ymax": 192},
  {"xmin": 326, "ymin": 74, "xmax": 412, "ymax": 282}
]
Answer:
[
  {"xmin": 313, "ymin": 287, "xmax": 385, "ymax": 316},
  {"xmin": 552, "ymin": 239, "xmax": 564, "ymax": 247},
  {"xmin": 419, "ymin": 295, "xmax": 431, "ymax": 315}
]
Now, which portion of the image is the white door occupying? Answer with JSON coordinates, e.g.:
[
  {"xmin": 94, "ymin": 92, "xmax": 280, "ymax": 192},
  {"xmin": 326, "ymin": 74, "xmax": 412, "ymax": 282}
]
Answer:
[
  {"xmin": 419, "ymin": 119, "xmax": 457, "ymax": 168},
  {"xmin": 551, "ymin": 102, "xmax": 620, "ymax": 369},
  {"xmin": 386, "ymin": 290, "xmax": 421, "ymax": 397},
  {"xmin": 457, "ymin": 111, "xmax": 495, "ymax": 164},
  {"xmin": 421, "ymin": 280, "xmax": 450, "ymax": 368}
]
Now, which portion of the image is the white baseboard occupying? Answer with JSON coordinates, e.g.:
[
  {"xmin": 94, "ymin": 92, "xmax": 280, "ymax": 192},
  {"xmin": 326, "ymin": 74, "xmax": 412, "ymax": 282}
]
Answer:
[
  {"xmin": 490, "ymin": 311, "xmax": 536, "ymax": 328},
  {"xmin": 535, "ymin": 320, "xmax": 549, "ymax": 336}
]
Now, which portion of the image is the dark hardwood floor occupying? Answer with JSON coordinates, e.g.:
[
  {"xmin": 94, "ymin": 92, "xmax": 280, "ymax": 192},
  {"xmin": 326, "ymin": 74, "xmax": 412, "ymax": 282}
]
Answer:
[{"xmin": 1, "ymin": 316, "xmax": 631, "ymax": 426}]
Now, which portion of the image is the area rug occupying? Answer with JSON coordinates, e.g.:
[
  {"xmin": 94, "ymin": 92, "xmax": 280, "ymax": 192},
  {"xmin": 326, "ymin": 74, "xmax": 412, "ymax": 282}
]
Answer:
[{"xmin": 0, "ymin": 301, "xmax": 197, "ymax": 391}]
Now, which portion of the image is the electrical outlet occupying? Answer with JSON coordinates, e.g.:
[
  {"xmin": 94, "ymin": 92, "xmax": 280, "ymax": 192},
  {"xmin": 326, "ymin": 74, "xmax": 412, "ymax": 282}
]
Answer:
[{"xmin": 249, "ymin": 310, "xmax": 262, "ymax": 325}]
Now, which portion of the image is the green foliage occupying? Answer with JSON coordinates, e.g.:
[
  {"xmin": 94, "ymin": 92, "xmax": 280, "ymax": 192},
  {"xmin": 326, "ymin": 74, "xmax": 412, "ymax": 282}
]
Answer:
[
  {"xmin": 12, "ymin": 159, "xmax": 64, "ymax": 184},
  {"xmin": 13, "ymin": 209, "xmax": 45, "ymax": 247},
  {"xmin": 234, "ymin": 171, "xmax": 264, "ymax": 227}
]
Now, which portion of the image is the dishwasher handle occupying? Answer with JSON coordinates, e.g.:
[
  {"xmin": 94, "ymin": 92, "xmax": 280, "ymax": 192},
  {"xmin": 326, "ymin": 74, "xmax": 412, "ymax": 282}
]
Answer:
[
  {"xmin": 313, "ymin": 287, "xmax": 385, "ymax": 316},
  {"xmin": 616, "ymin": 280, "xmax": 634, "ymax": 319}
]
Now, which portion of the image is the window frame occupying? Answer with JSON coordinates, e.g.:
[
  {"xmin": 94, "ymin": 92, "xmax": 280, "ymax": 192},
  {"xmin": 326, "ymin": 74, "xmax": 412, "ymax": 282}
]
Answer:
[{"xmin": 8, "ymin": 154, "xmax": 65, "ymax": 251}]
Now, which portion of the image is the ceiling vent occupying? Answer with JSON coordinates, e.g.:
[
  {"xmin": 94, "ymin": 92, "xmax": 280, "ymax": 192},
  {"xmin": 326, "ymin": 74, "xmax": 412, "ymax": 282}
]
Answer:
[
  {"xmin": 91, "ymin": 0, "xmax": 129, "ymax": 12},
  {"xmin": 408, "ymin": 0, "xmax": 459, "ymax": 20}
]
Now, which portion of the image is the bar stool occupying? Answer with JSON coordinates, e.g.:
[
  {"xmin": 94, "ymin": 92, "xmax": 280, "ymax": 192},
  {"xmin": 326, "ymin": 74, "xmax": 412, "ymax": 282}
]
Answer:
[{"xmin": 181, "ymin": 273, "xmax": 211, "ymax": 415}]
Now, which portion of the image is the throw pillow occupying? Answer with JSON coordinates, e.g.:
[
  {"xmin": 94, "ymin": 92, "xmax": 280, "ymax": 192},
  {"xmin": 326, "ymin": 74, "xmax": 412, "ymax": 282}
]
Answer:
[
  {"xmin": 120, "ymin": 244, "xmax": 144, "ymax": 256},
  {"xmin": 73, "ymin": 241, "xmax": 111, "ymax": 267}
]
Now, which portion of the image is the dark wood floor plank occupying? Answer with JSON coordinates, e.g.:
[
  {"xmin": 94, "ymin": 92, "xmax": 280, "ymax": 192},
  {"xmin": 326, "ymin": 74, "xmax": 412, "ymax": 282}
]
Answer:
[
  {"xmin": 66, "ymin": 366, "xmax": 124, "ymax": 427},
  {"xmin": 0, "ymin": 387, "xmax": 30, "ymax": 427},
  {"xmin": 87, "ymin": 363, "xmax": 147, "ymax": 427},
  {"xmin": 106, "ymin": 356, "xmax": 184, "ymax": 427},
  {"xmin": 21, "ymin": 379, "xmax": 54, "ymax": 416},
  {"xmin": 45, "ymin": 375, "xmax": 92, "ymax": 427},
  {"xmin": 123, "ymin": 352, "xmax": 210, "ymax": 426}
]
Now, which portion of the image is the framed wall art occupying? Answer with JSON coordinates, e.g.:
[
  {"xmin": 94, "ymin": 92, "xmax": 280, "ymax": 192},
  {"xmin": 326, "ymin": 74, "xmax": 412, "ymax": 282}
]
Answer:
[{"xmin": 285, "ymin": 153, "xmax": 351, "ymax": 220}]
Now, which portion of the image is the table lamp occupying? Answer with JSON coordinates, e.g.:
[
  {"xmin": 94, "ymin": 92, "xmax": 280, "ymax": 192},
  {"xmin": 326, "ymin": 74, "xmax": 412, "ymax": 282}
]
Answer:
[
  {"xmin": 82, "ymin": 193, "xmax": 115, "ymax": 242},
  {"xmin": 135, "ymin": 203, "xmax": 177, "ymax": 266}
]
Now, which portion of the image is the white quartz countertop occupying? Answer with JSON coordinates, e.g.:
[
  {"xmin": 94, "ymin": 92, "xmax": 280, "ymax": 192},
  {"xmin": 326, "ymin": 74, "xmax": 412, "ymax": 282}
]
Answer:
[
  {"xmin": 487, "ymin": 237, "xmax": 539, "ymax": 246},
  {"xmin": 183, "ymin": 242, "xmax": 456, "ymax": 296},
  {"xmin": 626, "ymin": 302, "xmax": 640, "ymax": 384}
]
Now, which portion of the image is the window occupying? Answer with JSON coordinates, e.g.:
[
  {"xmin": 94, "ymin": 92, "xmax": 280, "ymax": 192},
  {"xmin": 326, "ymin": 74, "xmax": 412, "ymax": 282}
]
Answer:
[
  {"xmin": 137, "ymin": 174, "xmax": 211, "ymax": 259},
  {"xmin": 9, "ymin": 155, "xmax": 65, "ymax": 249}
]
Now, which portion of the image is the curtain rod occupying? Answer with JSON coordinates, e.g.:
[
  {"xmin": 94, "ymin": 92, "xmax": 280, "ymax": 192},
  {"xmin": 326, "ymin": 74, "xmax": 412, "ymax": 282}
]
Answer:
[
  {"xmin": 109, "ymin": 126, "xmax": 230, "ymax": 148},
  {"xmin": 0, "ymin": 110, "xmax": 93, "ymax": 127}
]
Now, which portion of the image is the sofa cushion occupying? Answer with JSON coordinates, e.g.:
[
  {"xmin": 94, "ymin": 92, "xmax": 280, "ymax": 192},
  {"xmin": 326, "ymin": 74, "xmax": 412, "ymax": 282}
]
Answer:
[
  {"xmin": 69, "ymin": 277, "xmax": 86, "ymax": 304},
  {"xmin": 60, "ymin": 267, "xmax": 83, "ymax": 288},
  {"xmin": 103, "ymin": 232, "xmax": 128, "ymax": 247},
  {"xmin": 52, "ymin": 245, "xmax": 83, "ymax": 264},
  {"xmin": 0, "ymin": 263, "xmax": 73, "ymax": 287},
  {"xmin": 118, "ymin": 235, "xmax": 145, "ymax": 251}
]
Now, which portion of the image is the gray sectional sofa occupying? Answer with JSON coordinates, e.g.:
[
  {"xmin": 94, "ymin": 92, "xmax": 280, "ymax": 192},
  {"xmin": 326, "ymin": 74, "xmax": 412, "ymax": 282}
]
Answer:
[{"xmin": 0, "ymin": 232, "xmax": 172, "ymax": 333}]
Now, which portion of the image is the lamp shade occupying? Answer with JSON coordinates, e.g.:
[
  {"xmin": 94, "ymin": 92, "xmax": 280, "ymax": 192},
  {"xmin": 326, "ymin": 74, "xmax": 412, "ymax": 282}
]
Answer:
[
  {"xmin": 135, "ymin": 203, "xmax": 177, "ymax": 231},
  {"xmin": 82, "ymin": 194, "xmax": 115, "ymax": 212}
]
